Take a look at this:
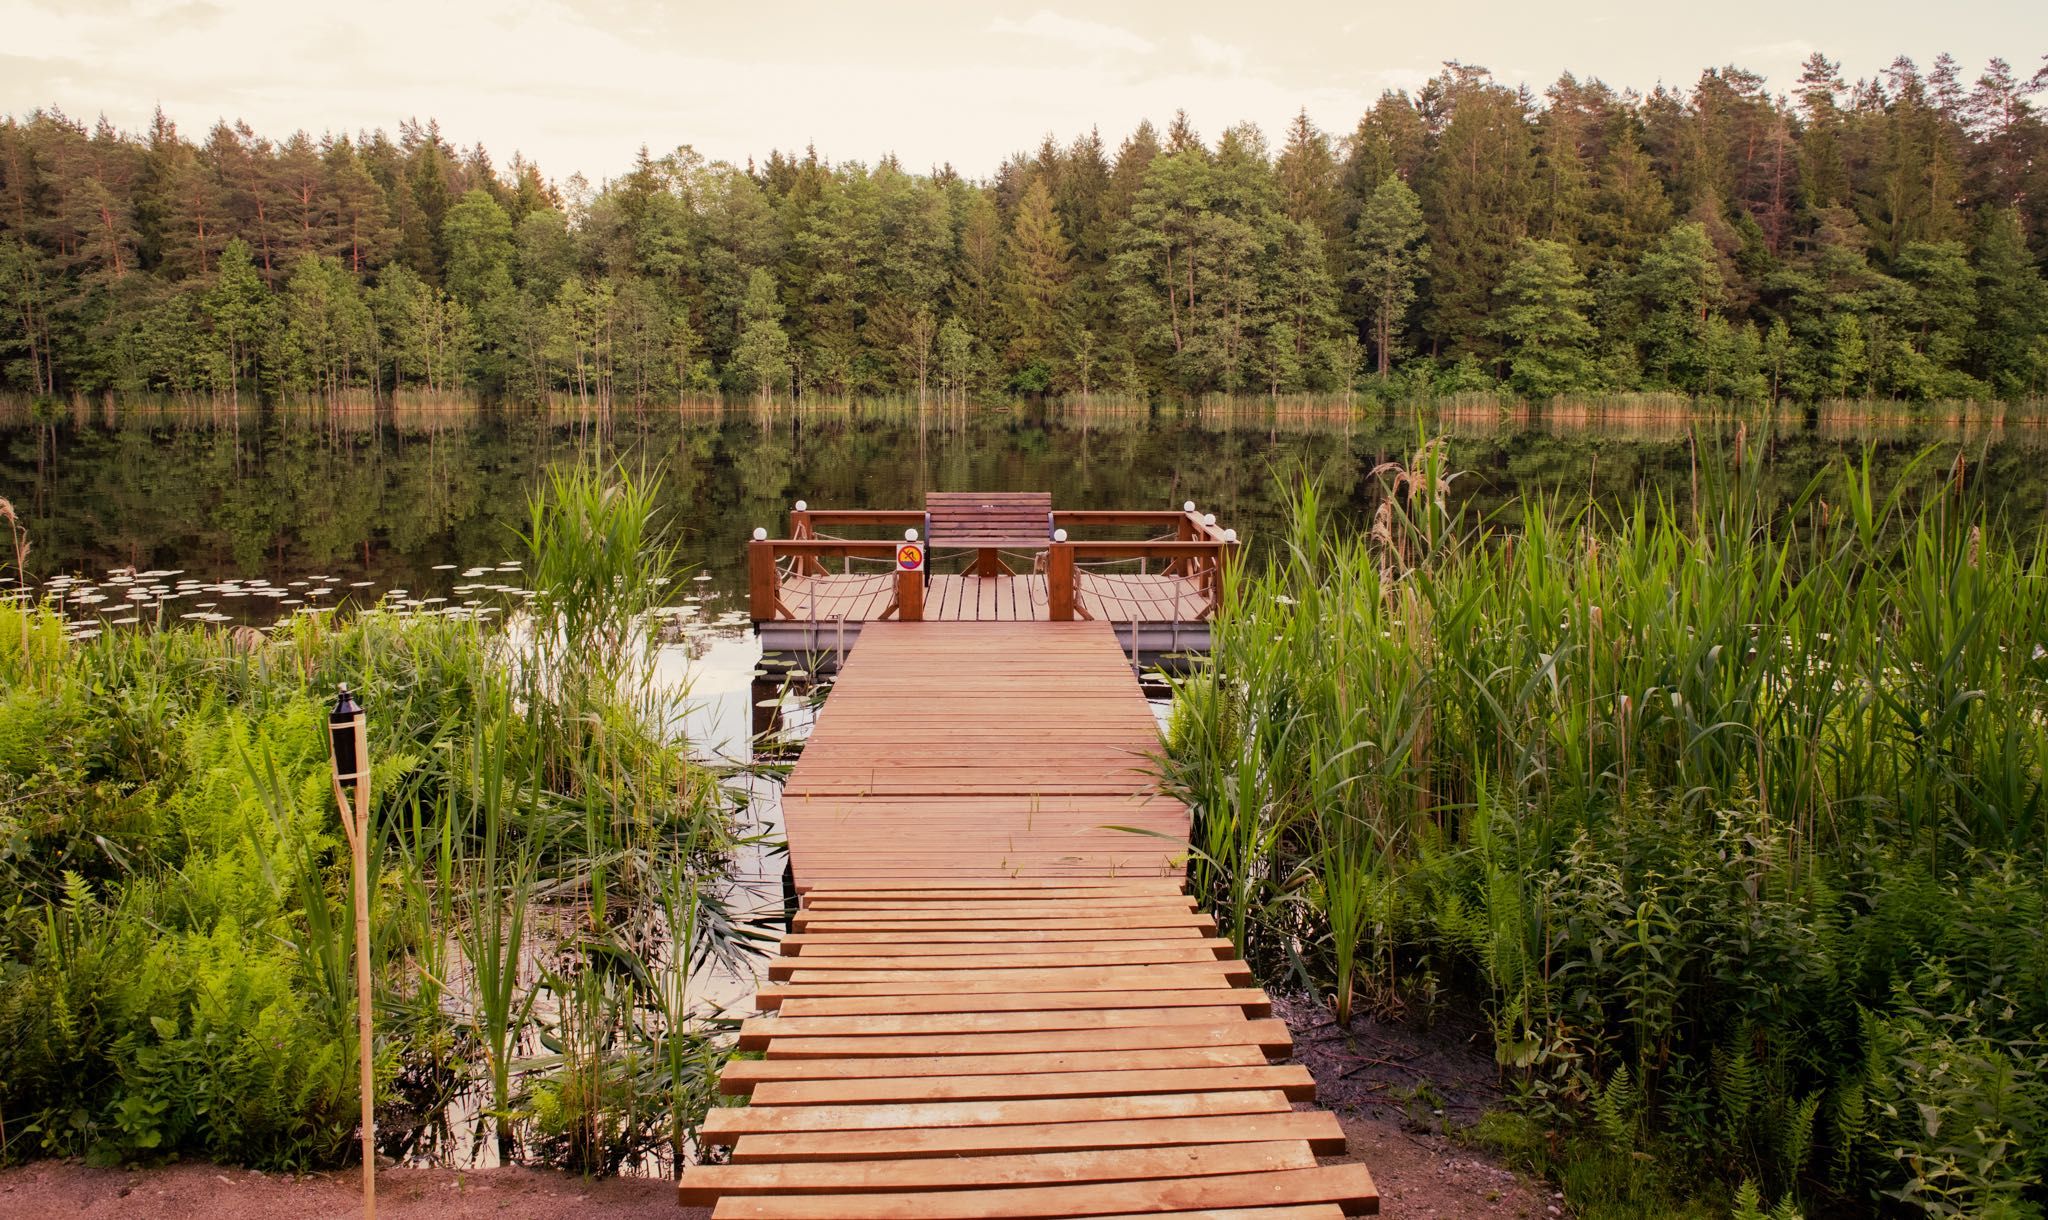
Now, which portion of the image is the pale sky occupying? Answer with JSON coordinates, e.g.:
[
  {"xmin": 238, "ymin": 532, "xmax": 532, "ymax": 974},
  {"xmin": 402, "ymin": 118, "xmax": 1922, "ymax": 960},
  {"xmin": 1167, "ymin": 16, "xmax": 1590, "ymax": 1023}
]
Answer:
[{"xmin": 4, "ymin": 0, "xmax": 2043, "ymax": 184}]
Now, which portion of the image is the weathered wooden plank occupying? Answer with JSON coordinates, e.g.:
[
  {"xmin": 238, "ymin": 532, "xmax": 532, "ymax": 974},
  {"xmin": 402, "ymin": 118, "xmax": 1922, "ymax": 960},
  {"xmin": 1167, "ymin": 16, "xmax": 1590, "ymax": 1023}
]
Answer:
[
  {"xmin": 677, "ymin": 1140, "xmax": 1316, "ymax": 1204},
  {"xmin": 724, "ymin": 1111, "xmax": 1344, "ymax": 1162},
  {"xmin": 767, "ymin": 951, "xmax": 1249, "ymax": 980},
  {"xmin": 771, "ymin": 987, "xmax": 1271, "ymax": 1018},
  {"xmin": 734, "ymin": 1006, "xmax": 1255, "ymax": 1050},
  {"xmin": 779, "ymin": 936, "xmax": 1233, "ymax": 959},
  {"xmin": 755, "ymin": 1018, "xmax": 1294, "ymax": 1059},
  {"xmin": 790, "ymin": 915, "xmax": 1218, "ymax": 932},
  {"xmin": 698, "ymin": 1089, "xmax": 1296, "ymax": 1140},
  {"xmin": 701, "ymin": 1164, "xmax": 1380, "ymax": 1218},
  {"xmin": 721, "ymin": 1046, "xmax": 1270, "ymax": 1093},
  {"xmin": 745, "ymin": 1064, "xmax": 1316, "ymax": 1106}
]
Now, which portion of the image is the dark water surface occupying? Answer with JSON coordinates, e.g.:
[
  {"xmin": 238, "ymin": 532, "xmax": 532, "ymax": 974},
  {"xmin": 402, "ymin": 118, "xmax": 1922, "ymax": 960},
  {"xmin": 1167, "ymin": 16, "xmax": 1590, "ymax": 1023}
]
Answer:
[{"xmin": 7, "ymin": 401, "xmax": 2045, "ymax": 623}]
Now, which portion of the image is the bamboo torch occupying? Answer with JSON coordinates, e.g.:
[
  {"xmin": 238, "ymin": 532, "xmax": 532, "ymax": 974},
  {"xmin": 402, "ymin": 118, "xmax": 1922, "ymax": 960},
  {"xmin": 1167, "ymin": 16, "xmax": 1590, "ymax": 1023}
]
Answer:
[{"xmin": 327, "ymin": 684, "xmax": 376, "ymax": 1219}]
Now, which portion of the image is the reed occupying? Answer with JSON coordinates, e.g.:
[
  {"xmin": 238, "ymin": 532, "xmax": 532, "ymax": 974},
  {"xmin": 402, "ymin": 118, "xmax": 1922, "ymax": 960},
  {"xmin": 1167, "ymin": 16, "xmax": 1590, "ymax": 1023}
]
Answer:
[{"xmin": 1167, "ymin": 434, "xmax": 2048, "ymax": 1215}]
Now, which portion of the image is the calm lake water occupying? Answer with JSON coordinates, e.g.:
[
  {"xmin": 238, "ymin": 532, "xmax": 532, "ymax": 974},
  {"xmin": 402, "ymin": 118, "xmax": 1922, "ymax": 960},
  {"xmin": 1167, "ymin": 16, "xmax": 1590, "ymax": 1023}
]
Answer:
[{"xmin": 8, "ymin": 400, "xmax": 2045, "ymax": 610}]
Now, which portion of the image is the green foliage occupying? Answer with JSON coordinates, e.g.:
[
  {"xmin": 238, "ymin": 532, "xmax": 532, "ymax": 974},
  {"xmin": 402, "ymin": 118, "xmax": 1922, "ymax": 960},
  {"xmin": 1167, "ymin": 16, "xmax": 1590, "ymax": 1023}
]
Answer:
[
  {"xmin": 7, "ymin": 69, "xmax": 2047, "ymax": 405},
  {"xmin": 1168, "ymin": 448, "xmax": 2048, "ymax": 1216},
  {"xmin": 0, "ymin": 469, "xmax": 743, "ymax": 1171},
  {"xmin": 1492, "ymin": 239, "xmax": 1599, "ymax": 398}
]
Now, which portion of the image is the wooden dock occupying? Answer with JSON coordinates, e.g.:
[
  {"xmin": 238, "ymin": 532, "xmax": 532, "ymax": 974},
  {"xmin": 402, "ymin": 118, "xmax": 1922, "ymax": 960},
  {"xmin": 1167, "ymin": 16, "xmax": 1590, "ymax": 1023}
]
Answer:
[
  {"xmin": 749, "ymin": 496, "xmax": 1238, "ymax": 656},
  {"xmin": 682, "ymin": 621, "xmax": 1378, "ymax": 1217}
]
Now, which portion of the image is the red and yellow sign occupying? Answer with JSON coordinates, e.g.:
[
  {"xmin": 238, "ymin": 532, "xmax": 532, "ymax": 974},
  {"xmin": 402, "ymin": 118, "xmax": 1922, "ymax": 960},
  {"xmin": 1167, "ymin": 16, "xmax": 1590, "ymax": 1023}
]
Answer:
[{"xmin": 897, "ymin": 543, "xmax": 925, "ymax": 572}]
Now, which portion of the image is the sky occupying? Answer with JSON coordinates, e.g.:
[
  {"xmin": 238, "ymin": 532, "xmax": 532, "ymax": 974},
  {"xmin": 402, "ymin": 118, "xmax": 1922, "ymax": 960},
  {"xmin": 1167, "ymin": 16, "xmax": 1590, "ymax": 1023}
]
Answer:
[{"xmin": 4, "ymin": 0, "xmax": 2043, "ymax": 184}]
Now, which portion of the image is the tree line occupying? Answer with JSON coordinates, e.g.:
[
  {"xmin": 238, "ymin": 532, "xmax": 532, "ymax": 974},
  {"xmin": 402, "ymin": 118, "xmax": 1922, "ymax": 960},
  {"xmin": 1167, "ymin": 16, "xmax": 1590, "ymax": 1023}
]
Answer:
[{"xmin": 3, "ymin": 53, "xmax": 2047, "ymax": 407}]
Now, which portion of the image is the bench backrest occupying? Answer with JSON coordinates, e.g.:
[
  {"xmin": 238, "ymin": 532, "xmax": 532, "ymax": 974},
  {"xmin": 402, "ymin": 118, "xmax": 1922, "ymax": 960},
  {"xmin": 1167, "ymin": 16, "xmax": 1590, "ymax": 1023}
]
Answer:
[{"xmin": 924, "ymin": 491, "xmax": 1054, "ymax": 549}]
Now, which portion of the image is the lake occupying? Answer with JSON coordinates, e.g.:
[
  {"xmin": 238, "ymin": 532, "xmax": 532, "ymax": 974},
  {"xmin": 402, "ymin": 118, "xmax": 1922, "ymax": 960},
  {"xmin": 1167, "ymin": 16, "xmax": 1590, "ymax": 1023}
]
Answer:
[{"xmin": 8, "ymin": 400, "xmax": 2044, "ymax": 618}]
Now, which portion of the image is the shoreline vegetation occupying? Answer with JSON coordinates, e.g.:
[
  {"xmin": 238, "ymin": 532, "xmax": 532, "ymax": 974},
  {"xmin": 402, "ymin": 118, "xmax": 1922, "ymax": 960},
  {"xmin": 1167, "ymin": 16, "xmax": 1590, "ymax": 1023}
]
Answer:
[
  {"xmin": 4, "ymin": 390, "xmax": 2045, "ymax": 431},
  {"xmin": 5, "ymin": 55, "xmax": 2047, "ymax": 412},
  {"xmin": 0, "ymin": 468, "xmax": 756, "ymax": 1176},
  {"xmin": 1167, "ymin": 443, "xmax": 2047, "ymax": 1218}
]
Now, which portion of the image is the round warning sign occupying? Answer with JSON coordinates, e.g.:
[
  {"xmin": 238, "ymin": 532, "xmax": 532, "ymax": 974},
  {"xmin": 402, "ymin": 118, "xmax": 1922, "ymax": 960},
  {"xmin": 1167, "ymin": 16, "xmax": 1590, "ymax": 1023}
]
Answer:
[{"xmin": 897, "ymin": 543, "xmax": 925, "ymax": 572}]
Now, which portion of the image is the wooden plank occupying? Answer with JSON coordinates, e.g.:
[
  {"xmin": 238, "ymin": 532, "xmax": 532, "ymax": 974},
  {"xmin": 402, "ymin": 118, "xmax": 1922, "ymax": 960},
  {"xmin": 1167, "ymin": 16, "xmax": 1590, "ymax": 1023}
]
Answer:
[
  {"xmin": 678, "ymin": 1141, "xmax": 1316, "ymax": 1204},
  {"xmin": 799, "ymin": 896, "xmax": 1196, "ymax": 912},
  {"xmin": 698, "ymin": 1089, "xmax": 1296, "ymax": 1140},
  {"xmin": 735, "ymin": 1006, "xmax": 1256, "ymax": 1050},
  {"xmin": 771, "ymin": 988, "xmax": 1271, "ymax": 1018},
  {"xmin": 721, "ymin": 1046, "xmax": 1270, "ymax": 1092},
  {"xmin": 745, "ymin": 1064, "xmax": 1316, "ymax": 1106},
  {"xmin": 702, "ymin": 1164, "xmax": 1380, "ymax": 1218},
  {"xmin": 756, "ymin": 1019, "xmax": 1294, "ymax": 1059},
  {"xmin": 725, "ymin": 1111, "xmax": 1344, "ymax": 1163},
  {"xmin": 768, "ymin": 951, "xmax": 1248, "ymax": 979},
  {"xmin": 754, "ymin": 965, "xmax": 1247, "ymax": 1004},
  {"xmin": 792, "ymin": 913, "xmax": 1215, "ymax": 931},
  {"xmin": 780, "ymin": 936, "xmax": 1233, "ymax": 958}
]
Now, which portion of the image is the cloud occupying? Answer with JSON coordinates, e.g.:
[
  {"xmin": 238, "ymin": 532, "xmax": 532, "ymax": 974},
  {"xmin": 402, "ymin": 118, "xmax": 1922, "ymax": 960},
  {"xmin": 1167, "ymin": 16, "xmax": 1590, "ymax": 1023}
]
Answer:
[
  {"xmin": 1189, "ymin": 34, "xmax": 1246, "ymax": 75},
  {"xmin": 988, "ymin": 10, "xmax": 1153, "ymax": 58}
]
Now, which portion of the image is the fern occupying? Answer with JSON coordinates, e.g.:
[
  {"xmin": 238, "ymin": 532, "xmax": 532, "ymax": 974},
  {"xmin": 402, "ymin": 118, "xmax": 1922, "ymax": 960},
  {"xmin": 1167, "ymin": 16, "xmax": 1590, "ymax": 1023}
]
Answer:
[
  {"xmin": 1717, "ymin": 1039, "xmax": 1759, "ymax": 1142},
  {"xmin": 1732, "ymin": 1178, "xmax": 1806, "ymax": 1220},
  {"xmin": 1594, "ymin": 1061, "xmax": 1637, "ymax": 1145},
  {"xmin": 1779, "ymin": 1091, "xmax": 1820, "ymax": 1185}
]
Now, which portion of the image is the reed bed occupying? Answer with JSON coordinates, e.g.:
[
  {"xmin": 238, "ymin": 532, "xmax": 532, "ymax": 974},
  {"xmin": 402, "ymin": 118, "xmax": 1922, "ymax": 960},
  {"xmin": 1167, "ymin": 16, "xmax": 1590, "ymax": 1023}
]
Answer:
[
  {"xmin": 1165, "ymin": 438, "xmax": 2048, "ymax": 1218},
  {"xmin": 0, "ymin": 466, "xmax": 752, "ymax": 1175}
]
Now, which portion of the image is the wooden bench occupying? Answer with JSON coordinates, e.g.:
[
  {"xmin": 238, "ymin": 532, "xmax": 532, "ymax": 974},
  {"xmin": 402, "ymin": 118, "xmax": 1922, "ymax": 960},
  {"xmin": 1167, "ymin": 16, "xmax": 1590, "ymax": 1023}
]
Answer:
[{"xmin": 925, "ymin": 492, "xmax": 1052, "ymax": 577}]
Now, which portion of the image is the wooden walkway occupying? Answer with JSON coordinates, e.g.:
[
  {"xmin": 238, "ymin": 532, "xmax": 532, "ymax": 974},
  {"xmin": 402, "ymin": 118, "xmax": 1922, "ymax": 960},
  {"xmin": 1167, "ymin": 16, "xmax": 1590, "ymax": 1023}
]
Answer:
[{"xmin": 683, "ymin": 623, "xmax": 1377, "ymax": 1217}]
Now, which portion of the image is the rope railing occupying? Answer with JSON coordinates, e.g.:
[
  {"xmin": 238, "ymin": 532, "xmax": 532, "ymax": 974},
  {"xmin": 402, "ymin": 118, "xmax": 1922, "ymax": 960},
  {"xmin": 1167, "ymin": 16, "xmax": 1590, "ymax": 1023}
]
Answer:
[{"xmin": 751, "ymin": 506, "xmax": 1238, "ymax": 627}]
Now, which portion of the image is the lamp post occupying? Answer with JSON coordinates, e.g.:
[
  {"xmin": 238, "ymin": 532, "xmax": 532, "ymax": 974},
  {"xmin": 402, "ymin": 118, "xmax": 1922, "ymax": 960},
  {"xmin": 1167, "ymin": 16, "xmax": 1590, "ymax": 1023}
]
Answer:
[{"xmin": 327, "ymin": 684, "xmax": 376, "ymax": 1220}]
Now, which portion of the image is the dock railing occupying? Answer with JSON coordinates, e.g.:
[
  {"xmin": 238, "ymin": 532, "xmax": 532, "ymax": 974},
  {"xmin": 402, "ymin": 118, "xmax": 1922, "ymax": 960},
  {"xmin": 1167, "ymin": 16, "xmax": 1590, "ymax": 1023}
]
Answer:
[
  {"xmin": 747, "ymin": 538, "xmax": 924, "ymax": 622},
  {"xmin": 747, "ymin": 505, "xmax": 1238, "ymax": 625}
]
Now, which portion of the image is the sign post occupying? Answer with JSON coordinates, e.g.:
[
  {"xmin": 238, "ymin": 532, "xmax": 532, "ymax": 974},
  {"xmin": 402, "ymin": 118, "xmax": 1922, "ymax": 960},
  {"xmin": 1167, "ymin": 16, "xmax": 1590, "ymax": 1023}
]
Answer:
[
  {"xmin": 895, "ymin": 534, "xmax": 925, "ymax": 621},
  {"xmin": 327, "ymin": 685, "xmax": 376, "ymax": 1220}
]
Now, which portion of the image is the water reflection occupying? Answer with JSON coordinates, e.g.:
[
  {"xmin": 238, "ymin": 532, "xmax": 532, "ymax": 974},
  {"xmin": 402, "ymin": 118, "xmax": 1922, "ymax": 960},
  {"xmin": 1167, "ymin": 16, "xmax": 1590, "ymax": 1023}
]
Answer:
[{"xmin": 8, "ymin": 402, "xmax": 2043, "ymax": 628}]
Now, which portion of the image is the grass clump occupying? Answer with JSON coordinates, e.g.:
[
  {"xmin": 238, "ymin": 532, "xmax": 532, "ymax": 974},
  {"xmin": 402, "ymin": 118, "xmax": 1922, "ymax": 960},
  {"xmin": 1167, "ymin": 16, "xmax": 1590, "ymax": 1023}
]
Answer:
[{"xmin": 1166, "ymin": 436, "xmax": 2048, "ymax": 1218}]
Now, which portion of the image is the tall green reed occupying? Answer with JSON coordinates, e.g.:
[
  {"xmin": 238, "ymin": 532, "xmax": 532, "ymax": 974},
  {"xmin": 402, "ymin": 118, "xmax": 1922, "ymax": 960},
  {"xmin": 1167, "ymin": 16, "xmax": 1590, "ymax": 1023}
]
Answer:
[{"xmin": 1167, "ymin": 432, "xmax": 2048, "ymax": 1214}]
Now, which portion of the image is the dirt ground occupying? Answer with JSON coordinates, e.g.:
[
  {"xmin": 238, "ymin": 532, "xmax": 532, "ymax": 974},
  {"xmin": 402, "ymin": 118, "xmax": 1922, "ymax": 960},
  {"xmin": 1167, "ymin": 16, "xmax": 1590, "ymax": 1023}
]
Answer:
[
  {"xmin": 1276, "ymin": 992, "xmax": 1567, "ymax": 1219},
  {"xmin": 0, "ymin": 1162, "xmax": 707, "ymax": 1220},
  {"xmin": 1, "ymin": 995, "xmax": 1558, "ymax": 1219}
]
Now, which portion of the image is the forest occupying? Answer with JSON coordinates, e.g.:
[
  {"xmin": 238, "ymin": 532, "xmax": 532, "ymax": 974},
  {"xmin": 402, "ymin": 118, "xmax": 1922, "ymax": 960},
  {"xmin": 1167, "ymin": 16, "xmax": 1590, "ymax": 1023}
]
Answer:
[{"xmin": 2, "ymin": 53, "xmax": 2047, "ymax": 407}]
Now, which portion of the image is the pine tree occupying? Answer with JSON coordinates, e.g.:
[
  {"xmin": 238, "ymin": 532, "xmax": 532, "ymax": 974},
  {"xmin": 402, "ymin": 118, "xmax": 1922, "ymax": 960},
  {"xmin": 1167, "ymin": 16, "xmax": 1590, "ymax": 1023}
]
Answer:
[
  {"xmin": 1420, "ymin": 77, "xmax": 1537, "ymax": 354},
  {"xmin": 1275, "ymin": 109, "xmax": 1342, "ymax": 246},
  {"xmin": 1533, "ymin": 76, "xmax": 1598, "ymax": 248},
  {"xmin": 1001, "ymin": 176, "xmax": 1072, "ymax": 383},
  {"xmin": 1968, "ymin": 205, "xmax": 2048, "ymax": 395},
  {"xmin": 1797, "ymin": 53, "xmax": 1850, "ymax": 209},
  {"xmin": 1588, "ymin": 117, "xmax": 1673, "ymax": 269},
  {"xmin": 1352, "ymin": 175, "xmax": 1428, "ymax": 377}
]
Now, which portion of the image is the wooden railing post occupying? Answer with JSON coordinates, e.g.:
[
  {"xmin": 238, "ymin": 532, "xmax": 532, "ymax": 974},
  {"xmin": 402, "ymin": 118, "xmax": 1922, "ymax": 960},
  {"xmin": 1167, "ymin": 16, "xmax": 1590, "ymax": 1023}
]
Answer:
[
  {"xmin": 896, "ymin": 564, "xmax": 924, "ymax": 622},
  {"xmin": 748, "ymin": 539, "xmax": 778, "ymax": 620},
  {"xmin": 1048, "ymin": 543, "xmax": 1075, "ymax": 621}
]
